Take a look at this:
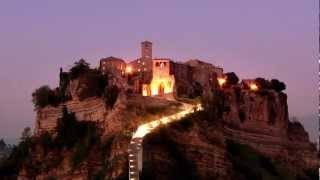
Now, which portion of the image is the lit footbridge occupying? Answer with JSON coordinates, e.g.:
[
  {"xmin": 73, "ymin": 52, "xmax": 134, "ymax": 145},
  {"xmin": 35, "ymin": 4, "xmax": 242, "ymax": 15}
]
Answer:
[{"xmin": 128, "ymin": 103, "xmax": 203, "ymax": 180}]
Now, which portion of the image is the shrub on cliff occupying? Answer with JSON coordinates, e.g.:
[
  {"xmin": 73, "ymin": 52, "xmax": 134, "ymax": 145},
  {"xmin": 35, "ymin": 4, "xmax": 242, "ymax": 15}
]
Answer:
[
  {"xmin": 253, "ymin": 78, "xmax": 286, "ymax": 93},
  {"xmin": 56, "ymin": 106, "xmax": 98, "ymax": 148},
  {"xmin": 142, "ymin": 128, "xmax": 199, "ymax": 179},
  {"xmin": 225, "ymin": 72, "xmax": 239, "ymax": 86},
  {"xmin": 103, "ymin": 85, "xmax": 119, "ymax": 108},
  {"xmin": 0, "ymin": 139, "xmax": 6, "ymax": 151},
  {"xmin": 201, "ymin": 89, "xmax": 226, "ymax": 123},
  {"xmin": 55, "ymin": 107, "xmax": 100, "ymax": 168},
  {"xmin": 226, "ymin": 140, "xmax": 297, "ymax": 180},
  {"xmin": 270, "ymin": 79, "xmax": 286, "ymax": 92},
  {"xmin": 69, "ymin": 59, "xmax": 90, "ymax": 80},
  {"xmin": 255, "ymin": 78, "xmax": 270, "ymax": 90},
  {"xmin": 77, "ymin": 69, "xmax": 108, "ymax": 100},
  {"xmin": 32, "ymin": 85, "xmax": 59, "ymax": 108},
  {"xmin": 0, "ymin": 127, "xmax": 34, "ymax": 177}
]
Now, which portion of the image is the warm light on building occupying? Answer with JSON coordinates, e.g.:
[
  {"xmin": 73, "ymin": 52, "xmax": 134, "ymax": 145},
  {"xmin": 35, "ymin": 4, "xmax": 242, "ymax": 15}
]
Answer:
[
  {"xmin": 217, "ymin": 77, "xmax": 227, "ymax": 87},
  {"xmin": 125, "ymin": 66, "xmax": 133, "ymax": 73},
  {"xmin": 250, "ymin": 83, "xmax": 258, "ymax": 91},
  {"xmin": 142, "ymin": 59, "xmax": 175, "ymax": 96}
]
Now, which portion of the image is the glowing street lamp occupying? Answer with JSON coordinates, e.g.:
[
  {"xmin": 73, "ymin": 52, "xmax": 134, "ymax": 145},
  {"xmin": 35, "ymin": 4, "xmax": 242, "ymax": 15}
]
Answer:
[
  {"xmin": 217, "ymin": 77, "xmax": 227, "ymax": 87},
  {"xmin": 249, "ymin": 83, "xmax": 258, "ymax": 91}
]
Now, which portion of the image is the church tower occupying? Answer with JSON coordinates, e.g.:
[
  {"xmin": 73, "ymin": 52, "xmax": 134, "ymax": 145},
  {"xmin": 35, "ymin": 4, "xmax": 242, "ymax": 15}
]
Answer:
[{"xmin": 141, "ymin": 41, "xmax": 152, "ymax": 59}]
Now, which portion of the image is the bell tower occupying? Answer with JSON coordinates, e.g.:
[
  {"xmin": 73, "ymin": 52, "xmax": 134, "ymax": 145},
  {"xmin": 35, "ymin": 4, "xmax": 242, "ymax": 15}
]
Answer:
[{"xmin": 141, "ymin": 41, "xmax": 152, "ymax": 59}]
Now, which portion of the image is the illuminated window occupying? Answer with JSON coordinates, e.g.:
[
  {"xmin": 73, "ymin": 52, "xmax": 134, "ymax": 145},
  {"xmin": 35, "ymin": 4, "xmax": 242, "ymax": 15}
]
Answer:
[
  {"xmin": 144, "ymin": 68, "xmax": 147, "ymax": 71},
  {"xmin": 138, "ymin": 68, "xmax": 141, "ymax": 72},
  {"xmin": 142, "ymin": 62, "xmax": 145, "ymax": 65}
]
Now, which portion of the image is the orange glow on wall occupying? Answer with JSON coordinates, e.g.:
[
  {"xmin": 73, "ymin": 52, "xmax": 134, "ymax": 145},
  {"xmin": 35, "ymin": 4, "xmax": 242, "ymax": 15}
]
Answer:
[
  {"xmin": 143, "ymin": 59, "xmax": 175, "ymax": 96},
  {"xmin": 149, "ymin": 76, "xmax": 174, "ymax": 96},
  {"xmin": 217, "ymin": 77, "xmax": 227, "ymax": 87},
  {"xmin": 125, "ymin": 66, "xmax": 133, "ymax": 73},
  {"xmin": 250, "ymin": 83, "xmax": 258, "ymax": 91}
]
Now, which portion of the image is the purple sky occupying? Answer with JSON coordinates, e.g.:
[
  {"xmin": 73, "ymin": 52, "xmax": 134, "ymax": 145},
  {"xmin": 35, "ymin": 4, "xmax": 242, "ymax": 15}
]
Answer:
[{"xmin": 0, "ymin": 1, "xmax": 318, "ymax": 142}]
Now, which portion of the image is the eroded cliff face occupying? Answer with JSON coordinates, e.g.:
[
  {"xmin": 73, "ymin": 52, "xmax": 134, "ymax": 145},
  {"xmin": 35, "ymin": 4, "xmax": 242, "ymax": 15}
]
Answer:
[
  {"xmin": 221, "ymin": 88, "xmax": 289, "ymax": 157},
  {"xmin": 220, "ymin": 87, "xmax": 318, "ymax": 169},
  {"xmin": 28, "ymin": 87, "xmax": 184, "ymax": 179},
  {"xmin": 138, "ymin": 87, "xmax": 318, "ymax": 180},
  {"xmin": 36, "ymin": 97, "xmax": 107, "ymax": 135},
  {"xmin": 142, "ymin": 120, "xmax": 231, "ymax": 180},
  {"xmin": 22, "ymin": 77, "xmax": 318, "ymax": 180}
]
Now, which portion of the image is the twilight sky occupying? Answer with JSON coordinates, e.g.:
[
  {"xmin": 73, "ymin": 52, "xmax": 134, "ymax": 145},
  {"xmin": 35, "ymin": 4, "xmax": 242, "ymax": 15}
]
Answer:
[{"xmin": 0, "ymin": 0, "xmax": 318, "ymax": 142}]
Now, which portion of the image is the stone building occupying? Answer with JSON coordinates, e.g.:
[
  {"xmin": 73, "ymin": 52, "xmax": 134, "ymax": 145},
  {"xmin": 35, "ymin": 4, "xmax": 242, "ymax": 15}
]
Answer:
[
  {"xmin": 99, "ymin": 41, "xmax": 223, "ymax": 97},
  {"xmin": 100, "ymin": 56, "xmax": 126, "ymax": 76},
  {"xmin": 142, "ymin": 58, "xmax": 175, "ymax": 96}
]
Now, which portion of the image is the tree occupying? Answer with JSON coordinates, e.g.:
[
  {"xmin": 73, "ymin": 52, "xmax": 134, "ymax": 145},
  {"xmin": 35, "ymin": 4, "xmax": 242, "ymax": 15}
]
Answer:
[
  {"xmin": 77, "ymin": 69, "xmax": 108, "ymax": 100},
  {"xmin": 255, "ymin": 78, "xmax": 270, "ymax": 89},
  {"xmin": 225, "ymin": 72, "xmax": 239, "ymax": 85},
  {"xmin": 0, "ymin": 139, "xmax": 6, "ymax": 151},
  {"xmin": 21, "ymin": 127, "xmax": 31, "ymax": 142},
  {"xmin": 70, "ymin": 59, "xmax": 90, "ymax": 79},
  {"xmin": 32, "ymin": 85, "xmax": 57, "ymax": 108},
  {"xmin": 103, "ymin": 85, "xmax": 119, "ymax": 108},
  {"xmin": 270, "ymin": 79, "xmax": 286, "ymax": 92}
]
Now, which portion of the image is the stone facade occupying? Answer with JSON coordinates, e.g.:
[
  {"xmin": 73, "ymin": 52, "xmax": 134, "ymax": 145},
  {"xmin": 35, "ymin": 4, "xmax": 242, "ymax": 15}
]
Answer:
[
  {"xmin": 100, "ymin": 56, "xmax": 126, "ymax": 76},
  {"xmin": 142, "ymin": 59, "xmax": 175, "ymax": 96},
  {"xmin": 99, "ymin": 41, "xmax": 223, "ymax": 97}
]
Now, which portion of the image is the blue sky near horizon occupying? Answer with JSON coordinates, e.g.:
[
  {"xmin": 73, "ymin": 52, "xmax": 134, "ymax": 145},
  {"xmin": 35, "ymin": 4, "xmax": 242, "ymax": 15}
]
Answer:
[{"xmin": 0, "ymin": 0, "xmax": 318, "ymax": 142}]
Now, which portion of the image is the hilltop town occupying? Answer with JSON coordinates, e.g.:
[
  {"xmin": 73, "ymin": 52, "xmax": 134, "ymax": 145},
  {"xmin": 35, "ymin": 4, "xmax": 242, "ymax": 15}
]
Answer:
[{"xmin": 0, "ymin": 41, "xmax": 318, "ymax": 180}]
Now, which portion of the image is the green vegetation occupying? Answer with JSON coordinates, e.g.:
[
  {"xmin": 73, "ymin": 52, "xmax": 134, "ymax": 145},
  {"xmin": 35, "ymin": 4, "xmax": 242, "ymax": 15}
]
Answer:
[
  {"xmin": 201, "ymin": 89, "xmax": 227, "ymax": 124},
  {"xmin": 225, "ymin": 72, "xmax": 239, "ymax": 86},
  {"xmin": 226, "ymin": 140, "xmax": 312, "ymax": 180},
  {"xmin": 32, "ymin": 59, "xmax": 120, "ymax": 109},
  {"xmin": 55, "ymin": 106, "xmax": 101, "ymax": 169},
  {"xmin": 0, "ymin": 107, "xmax": 114, "ymax": 178},
  {"xmin": 254, "ymin": 78, "xmax": 286, "ymax": 92},
  {"xmin": 32, "ymin": 85, "xmax": 60, "ymax": 108},
  {"xmin": 270, "ymin": 79, "xmax": 286, "ymax": 92},
  {"xmin": 69, "ymin": 59, "xmax": 90, "ymax": 80},
  {"xmin": 103, "ymin": 85, "xmax": 119, "ymax": 108},
  {"xmin": 141, "ymin": 128, "xmax": 199, "ymax": 180},
  {"xmin": 0, "ymin": 127, "xmax": 33, "ymax": 178}
]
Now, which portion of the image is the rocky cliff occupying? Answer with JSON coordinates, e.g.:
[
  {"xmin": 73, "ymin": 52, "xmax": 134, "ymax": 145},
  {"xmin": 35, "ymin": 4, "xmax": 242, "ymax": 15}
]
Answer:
[
  {"xmin": 20, "ymin": 85, "xmax": 318, "ymax": 180},
  {"xmin": 139, "ymin": 87, "xmax": 318, "ymax": 180},
  {"xmin": 1, "ymin": 60, "xmax": 317, "ymax": 180}
]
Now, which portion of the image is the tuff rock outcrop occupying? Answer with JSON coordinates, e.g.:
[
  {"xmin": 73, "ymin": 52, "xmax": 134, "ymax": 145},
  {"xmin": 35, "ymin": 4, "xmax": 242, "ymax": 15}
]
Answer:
[{"xmin": 10, "ymin": 60, "xmax": 319, "ymax": 180}]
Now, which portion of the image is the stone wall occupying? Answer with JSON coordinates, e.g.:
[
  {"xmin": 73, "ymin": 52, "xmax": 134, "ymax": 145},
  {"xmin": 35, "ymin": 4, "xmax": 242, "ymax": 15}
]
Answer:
[
  {"xmin": 35, "ymin": 97, "xmax": 107, "ymax": 135},
  {"xmin": 172, "ymin": 60, "xmax": 218, "ymax": 97}
]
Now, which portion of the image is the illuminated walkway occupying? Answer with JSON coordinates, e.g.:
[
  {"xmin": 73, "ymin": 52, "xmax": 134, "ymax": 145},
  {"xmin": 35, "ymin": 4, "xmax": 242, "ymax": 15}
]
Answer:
[{"xmin": 128, "ymin": 103, "xmax": 203, "ymax": 180}]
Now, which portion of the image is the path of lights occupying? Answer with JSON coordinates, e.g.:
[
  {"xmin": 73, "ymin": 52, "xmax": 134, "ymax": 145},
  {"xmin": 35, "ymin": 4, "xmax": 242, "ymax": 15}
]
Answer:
[{"xmin": 128, "ymin": 103, "xmax": 203, "ymax": 180}]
